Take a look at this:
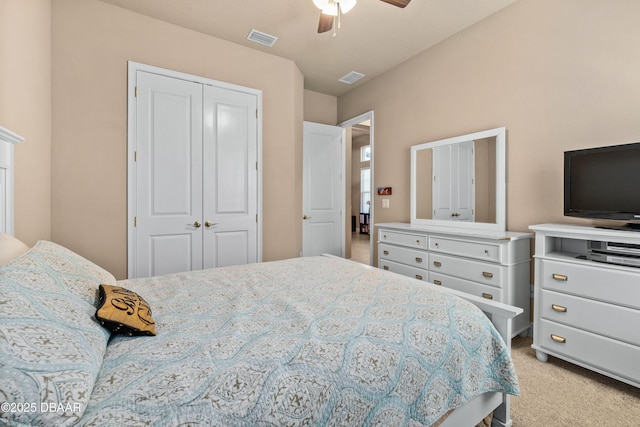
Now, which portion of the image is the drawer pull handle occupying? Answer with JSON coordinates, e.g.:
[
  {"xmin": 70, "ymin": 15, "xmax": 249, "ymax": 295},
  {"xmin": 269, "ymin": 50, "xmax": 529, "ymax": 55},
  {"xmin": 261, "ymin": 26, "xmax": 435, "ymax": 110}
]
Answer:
[
  {"xmin": 482, "ymin": 271, "xmax": 494, "ymax": 278},
  {"xmin": 484, "ymin": 249, "xmax": 489, "ymax": 254},
  {"xmin": 415, "ymin": 274, "xmax": 423, "ymax": 280},
  {"xmin": 383, "ymin": 234, "xmax": 387, "ymax": 239},
  {"xmin": 416, "ymin": 240, "xmax": 421, "ymax": 245},
  {"xmin": 551, "ymin": 334, "xmax": 566, "ymax": 344},
  {"xmin": 433, "ymin": 261, "xmax": 442, "ymax": 267},
  {"xmin": 433, "ymin": 279, "xmax": 442, "ymax": 285},
  {"xmin": 383, "ymin": 250, "xmax": 389, "ymax": 255},
  {"xmin": 482, "ymin": 293, "xmax": 493, "ymax": 300},
  {"xmin": 552, "ymin": 273, "xmax": 568, "ymax": 281},
  {"xmin": 383, "ymin": 266, "xmax": 389, "ymax": 271},
  {"xmin": 552, "ymin": 304, "xmax": 567, "ymax": 313},
  {"xmin": 434, "ymin": 242, "xmax": 439, "ymax": 247},
  {"xmin": 415, "ymin": 257, "xmax": 423, "ymax": 263}
]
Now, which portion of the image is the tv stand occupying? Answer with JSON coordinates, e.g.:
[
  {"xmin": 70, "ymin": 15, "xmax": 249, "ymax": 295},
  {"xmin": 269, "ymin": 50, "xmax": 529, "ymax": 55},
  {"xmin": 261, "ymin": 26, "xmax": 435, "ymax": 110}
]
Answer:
[
  {"xmin": 596, "ymin": 222, "xmax": 640, "ymax": 232},
  {"xmin": 529, "ymin": 223, "xmax": 640, "ymax": 388}
]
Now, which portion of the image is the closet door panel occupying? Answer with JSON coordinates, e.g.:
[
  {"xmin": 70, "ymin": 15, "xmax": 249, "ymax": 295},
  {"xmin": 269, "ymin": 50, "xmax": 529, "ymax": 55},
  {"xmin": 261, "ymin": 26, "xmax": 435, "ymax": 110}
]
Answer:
[
  {"xmin": 135, "ymin": 72, "xmax": 203, "ymax": 278},
  {"xmin": 203, "ymin": 85, "xmax": 258, "ymax": 269}
]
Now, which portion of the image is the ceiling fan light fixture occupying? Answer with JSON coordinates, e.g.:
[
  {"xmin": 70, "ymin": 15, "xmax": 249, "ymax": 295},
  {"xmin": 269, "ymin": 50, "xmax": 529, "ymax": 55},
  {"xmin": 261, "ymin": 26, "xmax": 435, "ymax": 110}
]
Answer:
[{"xmin": 313, "ymin": 0, "xmax": 357, "ymax": 16}]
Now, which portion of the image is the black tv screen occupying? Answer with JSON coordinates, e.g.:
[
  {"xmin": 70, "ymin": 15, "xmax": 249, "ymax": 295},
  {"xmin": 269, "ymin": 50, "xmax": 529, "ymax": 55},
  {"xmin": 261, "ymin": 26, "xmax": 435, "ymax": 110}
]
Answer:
[{"xmin": 564, "ymin": 142, "xmax": 640, "ymax": 222}]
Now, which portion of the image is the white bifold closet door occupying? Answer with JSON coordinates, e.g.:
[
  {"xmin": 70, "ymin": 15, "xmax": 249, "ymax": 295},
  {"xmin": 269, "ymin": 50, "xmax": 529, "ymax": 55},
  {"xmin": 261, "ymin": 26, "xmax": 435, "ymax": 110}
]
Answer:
[
  {"xmin": 133, "ymin": 71, "xmax": 257, "ymax": 278},
  {"xmin": 432, "ymin": 140, "xmax": 475, "ymax": 222}
]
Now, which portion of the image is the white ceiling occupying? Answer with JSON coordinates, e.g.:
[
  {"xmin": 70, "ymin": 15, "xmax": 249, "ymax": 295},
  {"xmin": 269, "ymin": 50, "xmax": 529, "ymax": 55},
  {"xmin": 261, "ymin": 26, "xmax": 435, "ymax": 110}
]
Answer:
[{"xmin": 98, "ymin": 0, "xmax": 518, "ymax": 96}]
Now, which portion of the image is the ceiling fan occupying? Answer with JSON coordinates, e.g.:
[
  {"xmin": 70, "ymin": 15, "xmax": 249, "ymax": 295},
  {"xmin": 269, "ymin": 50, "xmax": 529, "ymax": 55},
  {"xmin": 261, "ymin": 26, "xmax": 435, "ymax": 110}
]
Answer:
[{"xmin": 315, "ymin": 0, "xmax": 412, "ymax": 34}]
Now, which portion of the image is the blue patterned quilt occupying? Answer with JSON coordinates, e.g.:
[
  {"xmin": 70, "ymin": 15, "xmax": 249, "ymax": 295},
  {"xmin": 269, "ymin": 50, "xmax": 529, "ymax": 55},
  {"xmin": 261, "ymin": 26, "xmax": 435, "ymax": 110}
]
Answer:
[{"xmin": 79, "ymin": 256, "xmax": 519, "ymax": 426}]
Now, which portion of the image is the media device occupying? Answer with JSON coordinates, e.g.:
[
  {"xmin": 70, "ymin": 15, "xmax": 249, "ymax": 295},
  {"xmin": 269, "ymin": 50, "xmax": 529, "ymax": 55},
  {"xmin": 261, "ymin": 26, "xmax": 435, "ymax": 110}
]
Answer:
[
  {"xmin": 564, "ymin": 142, "xmax": 640, "ymax": 230},
  {"xmin": 587, "ymin": 240, "xmax": 640, "ymax": 268}
]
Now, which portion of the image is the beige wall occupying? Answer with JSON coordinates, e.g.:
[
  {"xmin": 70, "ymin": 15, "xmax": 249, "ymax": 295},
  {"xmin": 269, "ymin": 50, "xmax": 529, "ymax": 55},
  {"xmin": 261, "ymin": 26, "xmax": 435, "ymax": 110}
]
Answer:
[
  {"xmin": 0, "ymin": 0, "xmax": 51, "ymax": 246},
  {"xmin": 51, "ymin": 0, "xmax": 304, "ymax": 279},
  {"xmin": 338, "ymin": 0, "xmax": 640, "ymax": 255},
  {"xmin": 304, "ymin": 89, "xmax": 337, "ymax": 125}
]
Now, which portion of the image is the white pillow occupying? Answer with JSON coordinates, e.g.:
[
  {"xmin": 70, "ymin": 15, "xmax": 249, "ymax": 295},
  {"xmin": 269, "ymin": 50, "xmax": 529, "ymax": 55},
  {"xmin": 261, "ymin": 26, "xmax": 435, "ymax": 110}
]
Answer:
[{"xmin": 0, "ymin": 233, "xmax": 29, "ymax": 266}]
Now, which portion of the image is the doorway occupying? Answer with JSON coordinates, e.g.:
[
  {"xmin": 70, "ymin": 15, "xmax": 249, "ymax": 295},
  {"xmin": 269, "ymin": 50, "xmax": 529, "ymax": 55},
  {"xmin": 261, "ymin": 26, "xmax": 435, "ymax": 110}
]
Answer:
[{"xmin": 340, "ymin": 111, "xmax": 374, "ymax": 265}]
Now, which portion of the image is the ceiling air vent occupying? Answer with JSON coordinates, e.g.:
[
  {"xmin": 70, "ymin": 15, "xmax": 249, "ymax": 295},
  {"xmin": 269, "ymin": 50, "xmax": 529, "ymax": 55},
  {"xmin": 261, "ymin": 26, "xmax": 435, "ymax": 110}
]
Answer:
[
  {"xmin": 247, "ymin": 29, "xmax": 278, "ymax": 47},
  {"xmin": 338, "ymin": 71, "xmax": 365, "ymax": 85}
]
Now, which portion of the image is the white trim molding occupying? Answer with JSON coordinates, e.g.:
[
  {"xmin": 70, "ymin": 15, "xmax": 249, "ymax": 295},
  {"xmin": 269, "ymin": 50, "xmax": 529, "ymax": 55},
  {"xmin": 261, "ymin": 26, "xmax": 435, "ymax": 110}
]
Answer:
[{"xmin": 0, "ymin": 126, "xmax": 24, "ymax": 235}]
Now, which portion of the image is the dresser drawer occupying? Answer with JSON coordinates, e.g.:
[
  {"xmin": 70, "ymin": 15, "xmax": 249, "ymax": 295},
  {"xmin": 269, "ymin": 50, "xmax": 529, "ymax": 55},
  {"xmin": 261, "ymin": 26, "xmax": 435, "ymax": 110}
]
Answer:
[
  {"xmin": 538, "ymin": 319, "xmax": 640, "ymax": 384},
  {"xmin": 429, "ymin": 272, "xmax": 502, "ymax": 302},
  {"xmin": 540, "ymin": 259, "xmax": 640, "ymax": 310},
  {"xmin": 540, "ymin": 290, "xmax": 640, "ymax": 345},
  {"xmin": 429, "ymin": 253, "xmax": 504, "ymax": 288},
  {"xmin": 429, "ymin": 235, "xmax": 502, "ymax": 263},
  {"xmin": 378, "ymin": 259, "xmax": 428, "ymax": 281},
  {"xmin": 379, "ymin": 230, "xmax": 427, "ymax": 249},
  {"xmin": 379, "ymin": 243, "xmax": 428, "ymax": 269}
]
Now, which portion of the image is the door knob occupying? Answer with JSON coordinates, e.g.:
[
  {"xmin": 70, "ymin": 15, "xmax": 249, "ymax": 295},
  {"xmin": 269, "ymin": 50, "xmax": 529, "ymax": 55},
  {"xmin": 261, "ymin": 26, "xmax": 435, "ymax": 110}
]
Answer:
[
  {"xmin": 205, "ymin": 221, "xmax": 217, "ymax": 228},
  {"xmin": 303, "ymin": 215, "xmax": 312, "ymax": 220},
  {"xmin": 193, "ymin": 221, "xmax": 201, "ymax": 228}
]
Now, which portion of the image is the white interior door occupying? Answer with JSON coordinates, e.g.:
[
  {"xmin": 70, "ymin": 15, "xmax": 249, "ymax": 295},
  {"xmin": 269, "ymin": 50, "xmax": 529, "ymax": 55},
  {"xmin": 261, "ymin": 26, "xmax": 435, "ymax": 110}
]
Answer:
[
  {"xmin": 302, "ymin": 121, "xmax": 344, "ymax": 257},
  {"xmin": 134, "ymin": 71, "xmax": 203, "ymax": 277},
  {"xmin": 433, "ymin": 140, "xmax": 475, "ymax": 221},
  {"xmin": 203, "ymin": 85, "xmax": 258, "ymax": 268},
  {"xmin": 131, "ymin": 65, "xmax": 260, "ymax": 278}
]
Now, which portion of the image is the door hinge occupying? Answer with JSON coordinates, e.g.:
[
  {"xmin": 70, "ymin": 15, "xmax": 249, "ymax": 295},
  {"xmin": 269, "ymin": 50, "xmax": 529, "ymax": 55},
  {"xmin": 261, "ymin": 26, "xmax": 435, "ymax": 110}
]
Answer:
[
  {"xmin": 134, "ymin": 216, "xmax": 137, "ymax": 227},
  {"xmin": 256, "ymin": 214, "xmax": 258, "ymax": 223},
  {"xmin": 134, "ymin": 151, "xmax": 137, "ymax": 162},
  {"xmin": 256, "ymin": 161, "xmax": 258, "ymax": 171},
  {"xmin": 256, "ymin": 109, "xmax": 258, "ymax": 118},
  {"xmin": 135, "ymin": 86, "xmax": 138, "ymax": 97}
]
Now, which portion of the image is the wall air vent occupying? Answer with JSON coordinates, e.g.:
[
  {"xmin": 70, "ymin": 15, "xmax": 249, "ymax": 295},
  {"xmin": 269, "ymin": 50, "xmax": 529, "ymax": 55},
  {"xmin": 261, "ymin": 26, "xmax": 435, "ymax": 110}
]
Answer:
[
  {"xmin": 338, "ymin": 71, "xmax": 365, "ymax": 84},
  {"xmin": 247, "ymin": 29, "xmax": 278, "ymax": 47}
]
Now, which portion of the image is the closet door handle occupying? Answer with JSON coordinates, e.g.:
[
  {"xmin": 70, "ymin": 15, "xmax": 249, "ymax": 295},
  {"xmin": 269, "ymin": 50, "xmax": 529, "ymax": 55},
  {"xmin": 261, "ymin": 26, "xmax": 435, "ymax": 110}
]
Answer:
[
  {"xmin": 205, "ymin": 221, "xmax": 217, "ymax": 228},
  {"xmin": 193, "ymin": 221, "xmax": 201, "ymax": 228}
]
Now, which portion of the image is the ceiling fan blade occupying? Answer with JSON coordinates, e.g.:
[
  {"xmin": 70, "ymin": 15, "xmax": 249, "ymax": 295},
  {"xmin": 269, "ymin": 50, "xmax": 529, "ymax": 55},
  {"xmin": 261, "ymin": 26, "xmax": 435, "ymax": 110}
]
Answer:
[
  {"xmin": 318, "ymin": 12, "xmax": 334, "ymax": 33},
  {"xmin": 379, "ymin": 0, "xmax": 411, "ymax": 8}
]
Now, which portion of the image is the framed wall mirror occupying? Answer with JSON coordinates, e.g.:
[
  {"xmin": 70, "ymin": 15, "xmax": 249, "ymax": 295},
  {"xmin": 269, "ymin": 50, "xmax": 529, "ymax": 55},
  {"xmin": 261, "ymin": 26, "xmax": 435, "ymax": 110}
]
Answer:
[{"xmin": 410, "ymin": 127, "xmax": 506, "ymax": 231}]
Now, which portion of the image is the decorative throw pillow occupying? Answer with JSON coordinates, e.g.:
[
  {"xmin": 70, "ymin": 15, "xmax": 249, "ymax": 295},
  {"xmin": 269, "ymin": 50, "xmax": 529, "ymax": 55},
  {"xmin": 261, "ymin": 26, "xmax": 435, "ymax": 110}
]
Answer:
[{"xmin": 95, "ymin": 284, "xmax": 157, "ymax": 336}]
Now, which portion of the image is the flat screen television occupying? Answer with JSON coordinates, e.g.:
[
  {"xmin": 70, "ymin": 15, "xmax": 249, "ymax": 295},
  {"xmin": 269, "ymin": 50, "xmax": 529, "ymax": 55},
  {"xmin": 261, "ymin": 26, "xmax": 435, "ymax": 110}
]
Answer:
[{"xmin": 564, "ymin": 142, "xmax": 640, "ymax": 230}]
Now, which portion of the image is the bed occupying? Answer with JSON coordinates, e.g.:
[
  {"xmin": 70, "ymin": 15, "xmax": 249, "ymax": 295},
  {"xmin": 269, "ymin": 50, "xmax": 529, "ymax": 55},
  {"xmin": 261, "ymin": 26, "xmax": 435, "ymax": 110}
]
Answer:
[{"xmin": 0, "ymin": 238, "xmax": 521, "ymax": 427}]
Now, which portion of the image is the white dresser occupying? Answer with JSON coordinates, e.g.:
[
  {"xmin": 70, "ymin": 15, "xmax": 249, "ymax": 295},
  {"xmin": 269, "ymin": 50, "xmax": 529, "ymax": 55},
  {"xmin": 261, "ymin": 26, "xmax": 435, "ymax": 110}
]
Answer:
[
  {"xmin": 377, "ymin": 222, "xmax": 532, "ymax": 337},
  {"xmin": 530, "ymin": 223, "xmax": 640, "ymax": 387}
]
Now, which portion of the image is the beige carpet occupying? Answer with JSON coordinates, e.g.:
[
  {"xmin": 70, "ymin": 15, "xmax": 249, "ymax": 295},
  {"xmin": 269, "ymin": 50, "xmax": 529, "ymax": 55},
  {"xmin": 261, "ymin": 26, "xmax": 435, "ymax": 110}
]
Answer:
[{"xmin": 509, "ymin": 337, "xmax": 640, "ymax": 426}]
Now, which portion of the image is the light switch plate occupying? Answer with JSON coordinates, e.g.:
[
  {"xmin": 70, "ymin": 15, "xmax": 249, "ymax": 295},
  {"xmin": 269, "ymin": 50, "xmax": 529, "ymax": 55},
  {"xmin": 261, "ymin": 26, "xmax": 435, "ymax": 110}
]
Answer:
[{"xmin": 382, "ymin": 199, "xmax": 390, "ymax": 208}]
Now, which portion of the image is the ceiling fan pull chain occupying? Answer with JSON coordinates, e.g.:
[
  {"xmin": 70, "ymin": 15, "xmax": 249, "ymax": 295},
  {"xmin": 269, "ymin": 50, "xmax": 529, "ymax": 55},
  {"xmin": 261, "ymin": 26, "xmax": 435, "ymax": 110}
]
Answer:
[{"xmin": 333, "ymin": 16, "xmax": 337, "ymax": 37}]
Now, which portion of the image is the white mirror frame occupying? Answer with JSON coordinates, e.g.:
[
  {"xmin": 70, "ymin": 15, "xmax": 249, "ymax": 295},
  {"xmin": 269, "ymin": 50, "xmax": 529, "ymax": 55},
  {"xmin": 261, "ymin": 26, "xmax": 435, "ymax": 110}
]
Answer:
[{"xmin": 410, "ymin": 127, "xmax": 506, "ymax": 232}]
